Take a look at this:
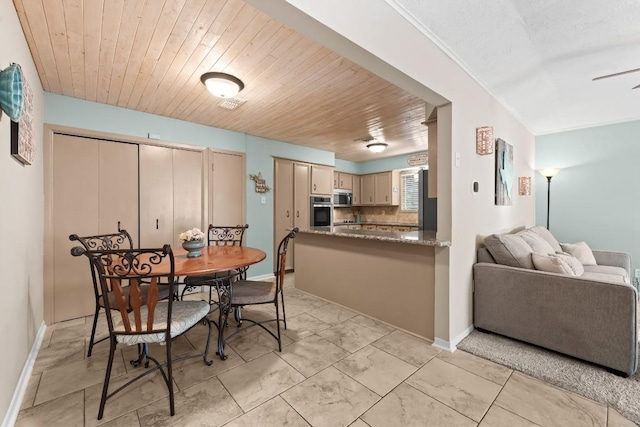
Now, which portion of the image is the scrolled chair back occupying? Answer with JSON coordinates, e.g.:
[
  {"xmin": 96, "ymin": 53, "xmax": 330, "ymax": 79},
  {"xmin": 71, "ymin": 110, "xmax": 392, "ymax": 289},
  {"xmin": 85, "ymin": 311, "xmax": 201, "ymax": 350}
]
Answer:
[
  {"xmin": 69, "ymin": 229, "xmax": 134, "ymax": 251},
  {"xmin": 275, "ymin": 228, "xmax": 298, "ymax": 292},
  {"xmin": 71, "ymin": 245, "xmax": 175, "ymax": 337},
  {"xmin": 208, "ymin": 224, "xmax": 249, "ymax": 247}
]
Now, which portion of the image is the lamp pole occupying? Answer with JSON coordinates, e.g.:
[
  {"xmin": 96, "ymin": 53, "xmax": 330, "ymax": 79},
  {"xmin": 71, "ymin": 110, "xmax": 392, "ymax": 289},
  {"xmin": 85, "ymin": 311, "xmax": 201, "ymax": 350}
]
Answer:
[
  {"xmin": 546, "ymin": 176, "xmax": 552, "ymax": 230},
  {"xmin": 538, "ymin": 168, "xmax": 560, "ymax": 231}
]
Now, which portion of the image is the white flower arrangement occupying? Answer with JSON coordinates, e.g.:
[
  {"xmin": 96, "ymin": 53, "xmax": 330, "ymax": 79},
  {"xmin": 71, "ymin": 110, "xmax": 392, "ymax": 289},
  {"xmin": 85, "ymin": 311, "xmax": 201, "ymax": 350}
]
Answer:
[{"xmin": 179, "ymin": 228, "xmax": 205, "ymax": 242}]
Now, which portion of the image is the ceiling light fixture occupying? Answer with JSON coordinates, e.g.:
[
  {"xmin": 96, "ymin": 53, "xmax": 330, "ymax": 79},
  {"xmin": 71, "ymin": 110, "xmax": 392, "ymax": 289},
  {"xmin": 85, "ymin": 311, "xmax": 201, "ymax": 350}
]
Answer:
[
  {"xmin": 367, "ymin": 142, "xmax": 388, "ymax": 153},
  {"xmin": 200, "ymin": 72, "xmax": 244, "ymax": 98}
]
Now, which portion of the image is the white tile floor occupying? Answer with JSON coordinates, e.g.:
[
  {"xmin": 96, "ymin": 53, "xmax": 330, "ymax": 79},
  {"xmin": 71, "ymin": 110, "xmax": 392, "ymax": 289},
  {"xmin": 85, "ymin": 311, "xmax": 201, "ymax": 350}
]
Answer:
[{"xmin": 16, "ymin": 274, "xmax": 637, "ymax": 426}]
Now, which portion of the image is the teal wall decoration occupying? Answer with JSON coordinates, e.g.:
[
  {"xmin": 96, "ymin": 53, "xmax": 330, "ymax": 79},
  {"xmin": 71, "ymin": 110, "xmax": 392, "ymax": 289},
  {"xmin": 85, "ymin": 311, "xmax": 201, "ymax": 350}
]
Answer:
[{"xmin": 495, "ymin": 138, "xmax": 513, "ymax": 205}]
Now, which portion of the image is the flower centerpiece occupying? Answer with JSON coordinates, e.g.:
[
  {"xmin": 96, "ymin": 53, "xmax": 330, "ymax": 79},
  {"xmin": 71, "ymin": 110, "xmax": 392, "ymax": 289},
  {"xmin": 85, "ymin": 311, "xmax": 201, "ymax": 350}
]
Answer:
[{"xmin": 179, "ymin": 228, "xmax": 206, "ymax": 258}]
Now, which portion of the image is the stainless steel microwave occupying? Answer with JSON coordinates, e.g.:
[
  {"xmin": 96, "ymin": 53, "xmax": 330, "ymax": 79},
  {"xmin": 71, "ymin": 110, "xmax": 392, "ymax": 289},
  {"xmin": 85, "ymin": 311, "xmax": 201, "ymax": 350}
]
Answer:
[{"xmin": 333, "ymin": 189, "xmax": 352, "ymax": 208}]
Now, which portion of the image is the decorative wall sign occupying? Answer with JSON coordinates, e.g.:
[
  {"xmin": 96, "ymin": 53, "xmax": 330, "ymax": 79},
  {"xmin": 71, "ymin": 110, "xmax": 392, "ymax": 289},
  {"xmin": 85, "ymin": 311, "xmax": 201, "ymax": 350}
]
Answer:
[
  {"xmin": 495, "ymin": 138, "xmax": 513, "ymax": 205},
  {"xmin": 249, "ymin": 172, "xmax": 271, "ymax": 193},
  {"xmin": 476, "ymin": 126, "xmax": 494, "ymax": 155},
  {"xmin": 407, "ymin": 153, "xmax": 428, "ymax": 166},
  {"xmin": 10, "ymin": 73, "xmax": 34, "ymax": 165},
  {"xmin": 518, "ymin": 176, "xmax": 531, "ymax": 196}
]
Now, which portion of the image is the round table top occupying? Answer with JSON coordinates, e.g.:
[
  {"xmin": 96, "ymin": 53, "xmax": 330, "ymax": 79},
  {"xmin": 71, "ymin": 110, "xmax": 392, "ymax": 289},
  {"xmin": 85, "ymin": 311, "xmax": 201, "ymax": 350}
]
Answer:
[{"xmin": 173, "ymin": 246, "xmax": 266, "ymax": 277}]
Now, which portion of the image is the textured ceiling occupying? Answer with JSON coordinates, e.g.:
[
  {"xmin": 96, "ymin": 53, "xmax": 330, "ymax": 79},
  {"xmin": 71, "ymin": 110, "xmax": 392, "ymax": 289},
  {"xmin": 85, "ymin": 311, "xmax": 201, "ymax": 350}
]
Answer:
[{"xmin": 394, "ymin": 0, "xmax": 640, "ymax": 134}]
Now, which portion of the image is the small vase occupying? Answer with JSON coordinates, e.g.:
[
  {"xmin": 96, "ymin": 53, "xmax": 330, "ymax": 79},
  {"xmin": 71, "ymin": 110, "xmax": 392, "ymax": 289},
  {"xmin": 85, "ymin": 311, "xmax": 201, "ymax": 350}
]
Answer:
[{"xmin": 182, "ymin": 240, "xmax": 205, "ymax": 258}]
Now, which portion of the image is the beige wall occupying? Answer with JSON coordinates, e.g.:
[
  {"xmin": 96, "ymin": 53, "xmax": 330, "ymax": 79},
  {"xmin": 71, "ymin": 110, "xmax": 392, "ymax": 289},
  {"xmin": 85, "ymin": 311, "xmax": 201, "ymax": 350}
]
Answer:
[
  {"xmin": 250, "ymin": 0, "xmax": 536, "ymax": 346},
  {"xmin": 0, "ymin": 1, "xmax": 45, "ymax": 421}
]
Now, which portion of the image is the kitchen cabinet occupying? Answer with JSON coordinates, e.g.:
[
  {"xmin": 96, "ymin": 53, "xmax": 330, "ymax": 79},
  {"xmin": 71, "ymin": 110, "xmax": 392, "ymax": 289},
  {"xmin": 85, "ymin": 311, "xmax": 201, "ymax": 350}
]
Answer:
[
  {"xmin": 377, "ymin": 225, "xmax": 392, "ymax": 232},
  {"xmin": 311, "ymin": 164, "xmax": 333, "ymax": 195},
  {"xmin": 274, "ymin": 159, "xmax": 311, "ymax": 270},
  {"xmin": 352, "ymin": 175, "xmax": 361, "ymax": 206},
  {"xmin": 361, "ymin": 174, "xmax": 375, "ymax": 205},
  {"xmin": 395, "ymin": 227, "xmax": 410, "ymax": 232},
  {"xmin": 360, "ymin": 171, "xmax": 399, "ymax": 206},
  {"xmin": 334, "ymin": 172, "xmax": 352, "ymax": 190},
  {"xmin": 362, "ymin": 224, "xmax": 377, "ymax": 231},
  {"xmin": 374, "ymin": 171, "xmax": 400, "ymax": 206}
]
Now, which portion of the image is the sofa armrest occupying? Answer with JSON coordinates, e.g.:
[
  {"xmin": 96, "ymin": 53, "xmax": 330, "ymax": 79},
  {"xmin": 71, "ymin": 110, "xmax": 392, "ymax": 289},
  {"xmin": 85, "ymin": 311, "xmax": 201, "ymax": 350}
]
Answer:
[
  {"xmin": 473, "ymin": 262, "xmax": 638, "ymax": 375},
  {"xmin": 592, "ymin": 250, "xmax": 631, "ymax": 275}
]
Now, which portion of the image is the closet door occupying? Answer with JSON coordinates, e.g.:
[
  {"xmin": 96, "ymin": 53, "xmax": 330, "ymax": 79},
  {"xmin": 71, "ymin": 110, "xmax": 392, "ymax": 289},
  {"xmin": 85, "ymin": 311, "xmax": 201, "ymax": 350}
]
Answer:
[
  {"xmin": 173, "ymin": 149, "xmax": 204, "ymax": 248},
  {"xmin": 52, "ymin": 134, "xmax": 99, "ymax": 322},
  {"xmin": 139, "ymin": 145, "xmax": 174, "ymax": 248},
  {"xmin": 98, "ymin": 141, "xmax": 139, "ymax": 245},
  {"xmin": 210, "ymin": 151, "xmax": 244, "ymax": 227}
]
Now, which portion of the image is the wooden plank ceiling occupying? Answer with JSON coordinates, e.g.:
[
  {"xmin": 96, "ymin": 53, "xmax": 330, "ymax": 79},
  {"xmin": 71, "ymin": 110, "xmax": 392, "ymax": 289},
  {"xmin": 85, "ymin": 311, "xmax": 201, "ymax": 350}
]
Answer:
[{"xmin": 13, "ymin": 0, "xmax": 429, "ymax": 162}]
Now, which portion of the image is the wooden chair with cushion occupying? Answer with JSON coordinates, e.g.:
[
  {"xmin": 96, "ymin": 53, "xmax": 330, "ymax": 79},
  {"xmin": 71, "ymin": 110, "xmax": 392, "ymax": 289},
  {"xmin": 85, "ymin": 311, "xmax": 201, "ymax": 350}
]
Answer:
[
  {"xmin": 71, "ymin": 244, "xmax": 214, "ymax": 420},
  {"xmin": 215, "ymin": 228, "xmax": 297, "ymax": 359},
  {"xmin": 182, "ymin": 224, "xmax": 249, "ymax": 309},
  {"xmin": 70, "ymin": 230, "xmax": 172, "ymax": 357}
]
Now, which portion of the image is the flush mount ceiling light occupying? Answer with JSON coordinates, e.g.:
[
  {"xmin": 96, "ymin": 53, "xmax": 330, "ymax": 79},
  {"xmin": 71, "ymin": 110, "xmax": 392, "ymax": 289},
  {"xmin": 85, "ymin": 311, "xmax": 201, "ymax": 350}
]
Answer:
[
  {"xmin": 367, "ymin": 142, "xmax": 388, "ymax": 153},
  {"xmin": 200, "ymin": 72, "xmax": 244, "ymax": 98}
]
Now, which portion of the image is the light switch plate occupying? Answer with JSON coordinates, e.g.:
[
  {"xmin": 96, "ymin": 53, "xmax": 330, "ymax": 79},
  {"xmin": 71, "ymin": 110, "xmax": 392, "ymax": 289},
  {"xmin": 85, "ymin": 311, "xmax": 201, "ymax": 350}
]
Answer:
[
  {"xmin": 261, "ymin": 196, "xmax": 266, "ymax": 204},
  {"xmin": 635, "ymin": 268, "xmax": 640, "ymax": 278}
]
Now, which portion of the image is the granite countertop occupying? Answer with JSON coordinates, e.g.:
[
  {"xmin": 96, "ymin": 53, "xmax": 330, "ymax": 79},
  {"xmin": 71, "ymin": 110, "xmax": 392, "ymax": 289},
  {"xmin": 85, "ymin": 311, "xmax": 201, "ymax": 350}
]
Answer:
[
  {"xmin": 333, "ymin": 221, "xmax": 418, "ymax": 227},
  {"xmin": 296, "ymin": 226, "xmax": 451, "ymax": 247}
]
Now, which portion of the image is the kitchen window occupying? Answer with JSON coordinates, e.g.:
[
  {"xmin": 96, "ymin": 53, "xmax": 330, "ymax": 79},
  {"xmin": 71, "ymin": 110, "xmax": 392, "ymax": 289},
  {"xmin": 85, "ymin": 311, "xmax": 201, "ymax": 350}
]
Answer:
[{"xmin": 401, "ymin": 171, "xmax": 419, "ymax": 211}]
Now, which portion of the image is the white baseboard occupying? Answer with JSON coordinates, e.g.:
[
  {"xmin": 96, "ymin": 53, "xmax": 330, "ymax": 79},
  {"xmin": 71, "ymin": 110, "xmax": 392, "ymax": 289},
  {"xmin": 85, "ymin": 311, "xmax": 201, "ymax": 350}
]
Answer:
[
  {"xmin": 2, "ymin": 321, "xmax": 47, "ymax": 427},
  {"xmin": 432, "ymin": 325, "xmax": 475, "ymax": 353}
]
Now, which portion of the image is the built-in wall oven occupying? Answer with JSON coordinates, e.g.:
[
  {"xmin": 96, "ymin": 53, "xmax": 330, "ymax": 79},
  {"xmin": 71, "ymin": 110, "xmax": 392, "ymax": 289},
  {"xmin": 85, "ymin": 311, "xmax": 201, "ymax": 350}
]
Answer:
[{"xmin": 310, "ymin": 196, "xmax": 333, "ymax": 227}]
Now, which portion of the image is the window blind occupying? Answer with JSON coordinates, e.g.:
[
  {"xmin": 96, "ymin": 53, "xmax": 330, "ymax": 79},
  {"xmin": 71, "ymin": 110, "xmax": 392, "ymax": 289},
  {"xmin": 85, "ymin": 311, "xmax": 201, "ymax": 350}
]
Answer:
[{"xmin": 401, "ymin": 173, "xmax": 419, "ymax": 211}]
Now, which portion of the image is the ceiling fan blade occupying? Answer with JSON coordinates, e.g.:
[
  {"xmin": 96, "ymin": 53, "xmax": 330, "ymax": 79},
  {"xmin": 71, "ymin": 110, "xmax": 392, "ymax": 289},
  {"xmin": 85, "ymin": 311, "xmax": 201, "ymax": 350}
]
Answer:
[
  {"xmin": 593, "ymin": 67, "xmax": 640, "ymax": 81},
  {"xmin": 632, "ymin": 83, "xmax": 640, "ymax": 90}
]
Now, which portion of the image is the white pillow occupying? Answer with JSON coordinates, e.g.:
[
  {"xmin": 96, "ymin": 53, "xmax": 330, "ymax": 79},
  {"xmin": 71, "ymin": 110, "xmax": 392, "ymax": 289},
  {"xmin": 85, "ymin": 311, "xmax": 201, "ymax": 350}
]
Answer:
[
  {"xmin": 560, "ymin": 242, "xmax": 597, "ymax": 265},
  {"xmin": 555, "ymin": 252, "xmax": 585, "ymax": 276},
  {"xmin": 531, "ymin": 253, "xmax": 578, "ymax": 276}
]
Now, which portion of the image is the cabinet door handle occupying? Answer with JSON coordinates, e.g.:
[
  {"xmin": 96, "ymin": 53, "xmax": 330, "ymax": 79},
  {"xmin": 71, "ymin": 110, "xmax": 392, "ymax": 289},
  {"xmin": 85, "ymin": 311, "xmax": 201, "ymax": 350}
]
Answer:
[
  {"xmin": 286, "ymin": 210, "xmax": 290, "ymax": 218},
  {"xmin": 156, "ymin": 219, "xmax": 159, "ymax": 229},
  {"xmin": 340, "ymin": 180, "xmax": 343, "ymax": 187},
  {"xmin": 370, "ymin": 196, "xmax": 372, "ymax": 202},
  {"xmin": 296, "ymin": 210, "xmax": 299, "ymax": 218},
  {"xmin": 313, "ymin": 184, "xmax": 317, "ymax": 191},
  {"xmin": 117, "ymin": 221, "xmax": 121, "ymax": 232},
  {"xmin": 385, "ymin": 195, "xmax": 388, "ymax": 201}
]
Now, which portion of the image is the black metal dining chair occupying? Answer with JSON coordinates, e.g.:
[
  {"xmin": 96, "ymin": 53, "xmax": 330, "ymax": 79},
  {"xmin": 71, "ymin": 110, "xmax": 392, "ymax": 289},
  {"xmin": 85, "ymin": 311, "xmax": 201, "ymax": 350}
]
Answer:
[
  {"xmin": 214, "ymin": 228, "xmax": 297, "ymax": 359},
  {"xmin": 71, "ymin": 245, "xmax": 214, "ymax": 420},
  {"xmin": 181, "ymin": 224, "xmax": 249, "ymax": 308},
  {"xmin": 69, "ymin": 230, "xmax": 171, "ymax": 357}
]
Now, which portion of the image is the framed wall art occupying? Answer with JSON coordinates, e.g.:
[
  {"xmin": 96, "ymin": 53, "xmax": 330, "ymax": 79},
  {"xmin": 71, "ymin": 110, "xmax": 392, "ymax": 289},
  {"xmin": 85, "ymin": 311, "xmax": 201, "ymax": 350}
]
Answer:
[
  {"xmin": 11, "ymin": 73, "xmax": 34, "ymax": 165},
  {"xmin": 495, "ymin": 138, "xmax": 513, "ymax": 205}
]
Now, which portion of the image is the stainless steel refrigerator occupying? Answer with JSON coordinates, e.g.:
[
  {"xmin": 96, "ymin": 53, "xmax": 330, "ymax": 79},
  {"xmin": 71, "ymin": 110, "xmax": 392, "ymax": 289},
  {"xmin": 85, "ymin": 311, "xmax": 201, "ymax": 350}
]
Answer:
[{"xmin": 418, "ymin": 169, "xmax": 437, "ymax": 231}]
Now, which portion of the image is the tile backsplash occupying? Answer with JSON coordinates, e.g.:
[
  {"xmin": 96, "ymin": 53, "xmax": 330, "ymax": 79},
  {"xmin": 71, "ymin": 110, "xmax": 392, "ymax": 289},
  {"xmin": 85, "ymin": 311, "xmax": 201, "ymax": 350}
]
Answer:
[{"xmin": 334, "ymin": 206, "xmax": 418, "ymax": 224}]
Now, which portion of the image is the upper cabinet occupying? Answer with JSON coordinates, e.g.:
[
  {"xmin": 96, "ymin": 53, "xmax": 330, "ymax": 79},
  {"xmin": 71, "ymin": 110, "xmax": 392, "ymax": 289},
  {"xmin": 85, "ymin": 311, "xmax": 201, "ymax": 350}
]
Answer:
[
  {"xmin": 352, "ymin": 175, "xmax": 361, "ymax": 206},
  {"xmin": 374, "ymin": 171, "xmax": 400, "ymax": 206},
  {"xmin": 361, "ymin": 175, "xmax": 375, "ymax": 205},
  {"xmin": 311, "ymin": 164, "xmax": 333, "ymax": 195},
  {"xmin": 333, "ymin": 172, "xmax": 353, "ymax": 190},
  {"xmin": 360, "ymin": 171, "xmax": 399, "ymax": 206}
]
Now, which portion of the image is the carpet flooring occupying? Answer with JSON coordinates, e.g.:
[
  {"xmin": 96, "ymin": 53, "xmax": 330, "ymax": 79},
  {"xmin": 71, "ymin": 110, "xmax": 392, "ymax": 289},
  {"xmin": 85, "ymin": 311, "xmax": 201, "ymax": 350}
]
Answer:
[{"xmin": 457, "ymin": 330, "xmax": 640, "ymax": 424}]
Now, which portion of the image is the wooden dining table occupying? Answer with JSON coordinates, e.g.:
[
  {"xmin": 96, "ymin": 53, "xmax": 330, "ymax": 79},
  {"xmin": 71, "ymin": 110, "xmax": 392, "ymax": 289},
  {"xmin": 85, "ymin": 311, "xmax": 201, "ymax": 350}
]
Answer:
[{"xmin": 172, "ymin": 245, "xmax": 267, "ymax": 360}]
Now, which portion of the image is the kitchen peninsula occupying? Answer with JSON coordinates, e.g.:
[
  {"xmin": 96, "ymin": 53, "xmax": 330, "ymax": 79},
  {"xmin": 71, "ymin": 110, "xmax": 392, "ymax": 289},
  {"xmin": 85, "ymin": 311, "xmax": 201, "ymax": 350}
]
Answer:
[{"xmin": 294, "ymin": 227, "xmax": 450, "ymax": 340}]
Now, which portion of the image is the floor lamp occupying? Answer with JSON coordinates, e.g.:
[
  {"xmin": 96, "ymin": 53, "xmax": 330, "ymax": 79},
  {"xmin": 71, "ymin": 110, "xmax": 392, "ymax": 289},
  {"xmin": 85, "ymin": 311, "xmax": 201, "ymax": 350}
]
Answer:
[{"xmin": 538, "ymin": 168, "xmax": 560, "ymax": 230}]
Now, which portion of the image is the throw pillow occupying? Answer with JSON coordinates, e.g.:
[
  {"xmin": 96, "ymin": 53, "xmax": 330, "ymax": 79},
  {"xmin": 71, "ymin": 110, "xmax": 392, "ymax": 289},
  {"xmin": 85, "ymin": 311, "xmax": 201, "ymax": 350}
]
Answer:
[
  {"xmin": 484, "ymin": 234, "xmax": 535, "ymax": 269},
  {"xmin": 528, "ymin": 226, "xmax": 563, "ymax": 253},
  {"xmin": 517, "ymin": 229, "xmax": 555, "ymax": 255},
  {"xmin": 560, "ymin": 242, "xmax": 597, "ymax": 265},
  {"xmin": 531, "ymin": 253, "xmax": 577, "ymax": 275},
  {"xmin": 555, "ymin": 252, "xmax": 585, "ymax": 276}
]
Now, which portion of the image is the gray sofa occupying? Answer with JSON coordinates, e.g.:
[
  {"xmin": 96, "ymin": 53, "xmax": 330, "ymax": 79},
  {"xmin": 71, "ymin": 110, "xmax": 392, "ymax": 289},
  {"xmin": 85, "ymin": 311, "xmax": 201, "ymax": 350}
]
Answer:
[{"xmin": 474, "ymin": 226, "xmax": 638, "ymax": 376}]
